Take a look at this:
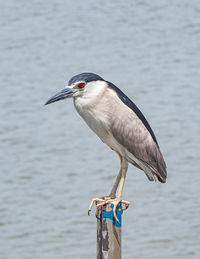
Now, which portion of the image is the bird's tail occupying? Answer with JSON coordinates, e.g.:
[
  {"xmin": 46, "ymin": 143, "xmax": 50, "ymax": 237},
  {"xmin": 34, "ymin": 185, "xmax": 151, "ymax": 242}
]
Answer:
[
  {"xmin": 128, "ymin": 147, "xmax": 167, "ymax": 183},
  {"xmin": 144, "ymin": 149, "xmax": 167, "ymax": 183}
]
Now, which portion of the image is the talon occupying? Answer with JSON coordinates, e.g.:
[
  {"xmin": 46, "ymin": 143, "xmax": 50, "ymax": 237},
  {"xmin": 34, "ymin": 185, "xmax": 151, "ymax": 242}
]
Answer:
[
  {"xmin": 88, "ymin": 196, "xmax": 130, "ymax": 223},
  {"xmin": 121, "ymin": 200, "xmax": 130, "ymax": 211},
  {"xmin": 88, "ymin": 198, "xmax": 106, "ymax": 217},
  {"xmin": 113, "ymin": 204, "xmax": 120, "ymax": 223}
]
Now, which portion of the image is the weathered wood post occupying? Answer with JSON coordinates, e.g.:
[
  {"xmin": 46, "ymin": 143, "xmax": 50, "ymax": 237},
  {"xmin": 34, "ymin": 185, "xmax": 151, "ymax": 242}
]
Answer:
[{"xmin": 97, "ymin": 203, "xmax": 122, "ymax": 259}]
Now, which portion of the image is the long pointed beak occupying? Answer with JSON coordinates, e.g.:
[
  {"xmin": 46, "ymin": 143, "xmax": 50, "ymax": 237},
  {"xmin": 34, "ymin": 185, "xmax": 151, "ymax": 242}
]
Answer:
[{"xmin": 45, "ymin": 88, "xmax": 74, "ymax": 105}]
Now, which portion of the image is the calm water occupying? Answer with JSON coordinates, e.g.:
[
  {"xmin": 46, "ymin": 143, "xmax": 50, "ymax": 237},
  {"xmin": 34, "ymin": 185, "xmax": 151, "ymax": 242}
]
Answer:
[{"xmin": 1, "ymin": 0, "xmax": 200, "ymax": 258}]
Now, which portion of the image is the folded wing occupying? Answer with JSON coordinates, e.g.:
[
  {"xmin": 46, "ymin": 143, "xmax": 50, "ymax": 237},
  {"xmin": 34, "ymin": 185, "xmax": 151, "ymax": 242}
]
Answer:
[{"xmin": 107, "ymin": 82, "xmax": 167, "ymax": 183}]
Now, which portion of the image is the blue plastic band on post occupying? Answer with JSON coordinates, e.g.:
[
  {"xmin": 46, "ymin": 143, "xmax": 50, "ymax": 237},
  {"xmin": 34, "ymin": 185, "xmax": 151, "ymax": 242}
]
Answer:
[{"xmin": 101, "ymin": 203, "xmax": 122, "ymax": 227}]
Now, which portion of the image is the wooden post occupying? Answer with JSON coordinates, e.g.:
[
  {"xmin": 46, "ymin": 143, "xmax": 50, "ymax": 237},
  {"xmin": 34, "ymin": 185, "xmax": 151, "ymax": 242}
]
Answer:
[{"xmin": 97, "ymin": 203, "xmax": 122, "ymax": 259}]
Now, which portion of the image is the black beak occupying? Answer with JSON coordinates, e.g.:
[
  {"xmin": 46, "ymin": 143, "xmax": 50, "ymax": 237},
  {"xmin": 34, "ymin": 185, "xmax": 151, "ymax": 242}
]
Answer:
[{"xmin": 45, "ymin": 88, "xmax": 74, "ymax": 105}]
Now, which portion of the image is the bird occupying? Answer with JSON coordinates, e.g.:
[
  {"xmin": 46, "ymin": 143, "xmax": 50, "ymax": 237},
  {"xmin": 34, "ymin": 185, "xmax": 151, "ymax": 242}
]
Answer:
[{"xmin": 45, "ymin": 72, "xmax": 167, "ymax": 221}]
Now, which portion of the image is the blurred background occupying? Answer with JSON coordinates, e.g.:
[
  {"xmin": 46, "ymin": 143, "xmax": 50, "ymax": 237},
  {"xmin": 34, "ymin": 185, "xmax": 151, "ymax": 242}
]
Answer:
[{"xmin": 1, "ymin": 0, "xmax": 200, "ymax": 258}]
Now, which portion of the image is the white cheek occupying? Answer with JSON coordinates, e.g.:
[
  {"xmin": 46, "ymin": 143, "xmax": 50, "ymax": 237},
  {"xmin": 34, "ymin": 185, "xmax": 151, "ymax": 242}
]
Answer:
[
  {"xmin": 73, "ymin": 80, "xmax": 108, "ymax": 114},
  {"xmin": 82, "ymin": 81, "xmax": 107, "ymax": 98}
]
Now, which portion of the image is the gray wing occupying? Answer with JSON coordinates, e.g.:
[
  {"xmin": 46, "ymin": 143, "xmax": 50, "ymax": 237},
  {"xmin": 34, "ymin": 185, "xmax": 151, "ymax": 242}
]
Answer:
[{"xmin": 108, "ymin": 92, "xmax": 167, "ymax": 183}]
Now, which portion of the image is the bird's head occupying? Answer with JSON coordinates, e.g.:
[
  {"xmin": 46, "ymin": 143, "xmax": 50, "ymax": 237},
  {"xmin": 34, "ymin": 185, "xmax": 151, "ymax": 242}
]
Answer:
[{"xmin": 45, "ymin": 72, "xmax": 105, "ymax": 105}]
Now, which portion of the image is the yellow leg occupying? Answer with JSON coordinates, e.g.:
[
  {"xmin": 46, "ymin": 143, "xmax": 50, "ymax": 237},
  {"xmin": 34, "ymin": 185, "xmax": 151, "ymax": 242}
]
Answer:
[
  {"xmin": 109, "ymin": 154, "xmax": 123, "ymax": 198},
  {"xmin": 88, "ymin": 157, "xmax": 130, "ymax": 223}
]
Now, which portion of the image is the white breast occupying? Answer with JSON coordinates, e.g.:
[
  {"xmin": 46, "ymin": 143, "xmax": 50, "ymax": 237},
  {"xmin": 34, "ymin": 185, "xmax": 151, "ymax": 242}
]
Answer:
[
  {"xmin": 73, "ymin": 81, "xmax": 123, "ymax": 153},
  {"xmin": 74, "ymin": 96, "xmax": 110, "ymax": 142}
]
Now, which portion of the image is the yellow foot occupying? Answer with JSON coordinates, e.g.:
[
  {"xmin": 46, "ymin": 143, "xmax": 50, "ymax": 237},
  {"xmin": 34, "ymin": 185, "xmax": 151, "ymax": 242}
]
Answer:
[{"xmin": 88, "ymin": 196, "xmax": 130, "ymax": 223}]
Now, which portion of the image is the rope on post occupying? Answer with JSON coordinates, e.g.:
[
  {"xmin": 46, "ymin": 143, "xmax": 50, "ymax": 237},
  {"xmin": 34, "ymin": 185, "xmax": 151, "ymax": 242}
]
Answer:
[{"xmin": 97, "ymin": 203, "xmax": 122, "ymax": 259}]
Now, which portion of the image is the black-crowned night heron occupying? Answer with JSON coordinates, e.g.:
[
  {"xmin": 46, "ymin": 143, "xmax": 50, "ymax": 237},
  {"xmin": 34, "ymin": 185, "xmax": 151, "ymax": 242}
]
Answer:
[{"xmin": 45, "ymin": 72, "xmax": 167, "ymax": 221}]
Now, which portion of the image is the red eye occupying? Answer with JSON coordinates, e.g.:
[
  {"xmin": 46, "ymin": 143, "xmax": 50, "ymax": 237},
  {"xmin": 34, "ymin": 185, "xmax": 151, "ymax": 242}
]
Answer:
[{"xmin": 78, "ymin": 83, "xmax": 85, "ymax": 88}]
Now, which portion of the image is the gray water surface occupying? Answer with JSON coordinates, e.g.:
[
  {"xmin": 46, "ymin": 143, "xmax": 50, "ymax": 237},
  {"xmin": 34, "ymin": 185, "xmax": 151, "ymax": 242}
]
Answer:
[{"xmin": 1, "ymin": 0, "xmax": 200, "ymax": 258}]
